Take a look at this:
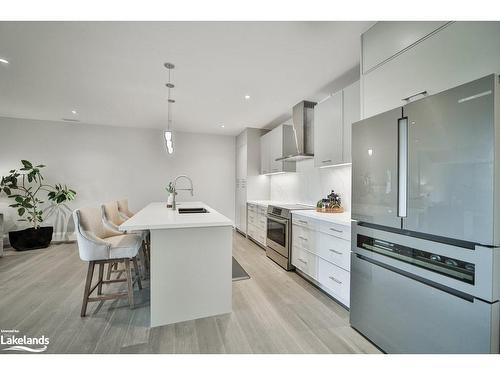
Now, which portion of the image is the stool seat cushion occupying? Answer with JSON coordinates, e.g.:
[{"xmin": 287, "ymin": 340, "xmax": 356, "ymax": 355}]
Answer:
[{"xmin": 106, "ymin": 234, "xmax": 142, "ymax": 259}]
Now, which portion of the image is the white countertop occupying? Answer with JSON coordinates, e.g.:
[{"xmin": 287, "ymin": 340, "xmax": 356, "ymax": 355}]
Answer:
[
  {"xmin": 119, "ymin": 201, "xmax": 233, "ymax": 231},
  {"xmin": 292, "ymin": 210, "xmax": 351, "ymax": 226},
  {"xmin": 247, "ymin": 200, "xmax": 311, "ymax": 207},
  {"xmin": 246, "ymin": 200, "xmax": 286, "ymax": 207}
]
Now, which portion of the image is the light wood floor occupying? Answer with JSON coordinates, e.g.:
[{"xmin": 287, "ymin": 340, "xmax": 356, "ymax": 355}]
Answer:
[{"xmin": 0, "ymin": 231, "xmax": 380, "ymax": 354}]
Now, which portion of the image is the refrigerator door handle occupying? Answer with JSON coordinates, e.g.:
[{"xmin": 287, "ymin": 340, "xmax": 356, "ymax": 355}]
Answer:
[
  {"xmin": 402, "ymin": 90, "xmax": 428, "ymax": 103},
  {"xmin": 397, "ymin": 117, "xmax": 408, "ymax": 218}
]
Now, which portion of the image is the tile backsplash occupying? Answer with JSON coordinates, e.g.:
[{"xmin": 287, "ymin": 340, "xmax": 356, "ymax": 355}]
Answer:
[{"xmin": 269, "ymin": 159, "xmax": 351, "ymax": 211}]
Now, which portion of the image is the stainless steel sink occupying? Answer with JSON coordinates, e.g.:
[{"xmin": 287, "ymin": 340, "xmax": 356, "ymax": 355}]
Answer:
[{"xmin": 178, "ymin": 208, "xmax": 209, "ymax": 214}]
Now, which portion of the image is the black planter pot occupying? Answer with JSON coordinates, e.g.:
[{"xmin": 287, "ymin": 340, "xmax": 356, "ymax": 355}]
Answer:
[{"xmin": 8, "ymin": 226, "xmax": 53, "ymax": 251}]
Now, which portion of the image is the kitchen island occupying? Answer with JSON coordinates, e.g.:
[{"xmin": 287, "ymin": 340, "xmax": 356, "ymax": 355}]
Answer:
[{"xmin": 120, "ymin": 201, "xmax": 233, "ymax": 327}]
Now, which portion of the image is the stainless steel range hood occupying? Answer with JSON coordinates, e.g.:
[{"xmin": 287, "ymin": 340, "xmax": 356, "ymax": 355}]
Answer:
[{"xmin": 276, "ymin": 100, "xmax": 317, "ymax": 162}]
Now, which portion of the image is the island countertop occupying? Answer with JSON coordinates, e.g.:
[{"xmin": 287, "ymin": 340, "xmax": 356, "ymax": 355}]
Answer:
[{"xmin": 119, "ymin": 201, "xmax": 233, "ymax": 231}]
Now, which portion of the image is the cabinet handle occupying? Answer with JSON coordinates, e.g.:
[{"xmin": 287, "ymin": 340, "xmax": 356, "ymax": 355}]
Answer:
[
  {"xmin": 321, "ymin": 159, "xmax": 332, "ymax": 163},
  {"xmin": 298, "ymin": 220, "xmax": 308, "ymax": 224},
  {"xmin": 272, "ymin": 168, "xmax": 279, "ymax": 172},
  {"xmin": 329, "ymin": 276, "xmax": 342, "ymax": 284},
  {"xmin": 402, "ymin": 90, "xmax": 428, "ymax": 103},
  {"xmin": 329, "ymin": 249, "xmax": 342, "ymax": 255},
  {"xmin": 298, "ymin": 258, "xmax": 308, "ymax": 264},
  {"xmin": 298, "ymin": 235, "xmax": 308, "ymax": 241},
  {"xmin": 329, "ymin": 227, "xmax": 343, "ymax": 233}
]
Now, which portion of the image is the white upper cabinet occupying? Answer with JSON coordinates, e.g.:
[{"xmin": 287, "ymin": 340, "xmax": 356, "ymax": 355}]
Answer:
[
  {"xmin": 342, "ymin": 80, "xmax": 360, "ymax": 163},
  {"xmin": 260, "ymin": 131, "xmax": 270, "ymax": 175},
  {"xmin": 314, "ymin": 81, "xmax": 360, "ymax": 167},
  {"xmin": 260, "ymin": 124, "xmax": 296, "ymax": 174},
  {"xmin": 314, "ymin": 91, "xmax": 343, "ymax": 167},
  {"xmin": 361, "ymin": 21, "xmax": 500, "ymax": 118},
  {"xmin": 362, "ymin": 21, "xmax": 448, "ymax": 73}
]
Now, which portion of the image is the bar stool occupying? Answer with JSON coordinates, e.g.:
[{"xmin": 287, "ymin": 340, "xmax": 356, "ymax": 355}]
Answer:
[
  {"xmin": 73, "ymin": 207, "xmax": 143, "ymax": 317},
  {"xmin": 101, "ymin": 201, "xmax": 150, "ymax": 279},
  {"xmin": 117, "ymin": 198, "xmax": 151, "ymax": 267}
]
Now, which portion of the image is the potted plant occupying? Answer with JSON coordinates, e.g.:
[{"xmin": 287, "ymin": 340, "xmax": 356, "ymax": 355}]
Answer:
[
  {"xmin": 165, "ymin": 182, "xmax": 176, "ymax": 208},
  {"xmin": 0, "ymin": 160, "xmax": 77, "ymax": 251}
]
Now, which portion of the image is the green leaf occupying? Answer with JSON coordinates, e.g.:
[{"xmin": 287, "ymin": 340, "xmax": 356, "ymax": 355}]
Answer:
[
  {"xmin": 3, "ymin": 187, "xmax": 11, "ymax": 195},
  {"xmin": 35, "ymin": 164, "xmax": 45, "ymax": 168},
  {"xmin": 15, "ymin": 196, "xmax": 23, "ymax": 203},
  {"xmin": 21, "ymin": 160, "xmax": 33, "ymax": 169},
  {"xmin": 18, "ymin": 207, "xmax": 25, "ymax": 216}
]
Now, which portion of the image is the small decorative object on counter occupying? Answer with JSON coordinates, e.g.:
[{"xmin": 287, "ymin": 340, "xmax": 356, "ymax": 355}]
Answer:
[
  {"xmin": 316, "ymin": 190, "xmax": 344, "ymax": 213},
  {"xmin": 165, "ymin": 182, "xmax": 176, "ymax": 208}
]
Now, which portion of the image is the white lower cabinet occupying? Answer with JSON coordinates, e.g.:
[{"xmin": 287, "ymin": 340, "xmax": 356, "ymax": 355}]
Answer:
[
  {"xmin": 291, "ymin": 213, "xmax": 351, "ymax": 307},
  {"xmin": 246, "ymin": 202, "xmax": 267, "ymax": 248},
  {"xmin": 292, "ymin": 245, "xmax": 319, "ymax": 277}
]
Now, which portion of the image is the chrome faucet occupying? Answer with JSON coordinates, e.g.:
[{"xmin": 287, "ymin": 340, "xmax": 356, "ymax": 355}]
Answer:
[{"xmin": 172, "ymin": 175, "xmax": 194, "ymax": 210}]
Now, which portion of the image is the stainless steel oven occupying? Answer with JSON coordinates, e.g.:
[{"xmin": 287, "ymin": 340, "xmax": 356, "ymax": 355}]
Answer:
[{"xmin": 266, "ymin": 204, "xmax": 314, "ymax": 270}]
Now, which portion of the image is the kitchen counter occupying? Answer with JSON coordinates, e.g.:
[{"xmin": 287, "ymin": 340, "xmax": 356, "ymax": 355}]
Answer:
[
  {"xmin": 119, "ymin": 201, "xmax": 232, "ymax": 231},
  {"xmin": 246, "ymin": 200, "xmax": 288, "ymax": 207},
  {"xmin": 120, "ymin": 201, "xmax": 232, "ymax": 327},
  {"xmin": 292, "ymin": 210, "xmax": 351, "ymax": 226}
]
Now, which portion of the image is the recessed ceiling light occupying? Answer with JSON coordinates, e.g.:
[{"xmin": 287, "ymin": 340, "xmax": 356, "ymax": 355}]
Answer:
[
  {"xmin": 0, "ymin": 58, "xmax": 9, "ymax": 64},
  {"xmin": 244, "ymin": 95, "xmax": 250, "ymax": 100},
  {"xmin": 220, "ymin": 125, "xmax": 225, "ymax": 128},
  {"xmin": 71, "ymin": 110, "xmax": 77, "ymax": 114}
]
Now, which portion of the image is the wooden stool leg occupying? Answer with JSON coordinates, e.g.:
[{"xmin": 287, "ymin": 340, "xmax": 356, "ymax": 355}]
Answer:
[
  {"xmin": 81, "ymin": 261, "xmax": 95, "ymax": 317},
  {"xmin": 132, "ymin": 257, "xmax": 143, "ymax": 290},
  {"xmin": 145, "ymin": 243, "xmax": 150, "ymax": 272},
  {"xmin": 97, "ymin": 263, "xmax": 104, "ymax": 295},
  {"xmin": 125, "ymin": 258, "xmax": 134, "ymax": 309},
  {"xmin": 106, "ymin": 262, "xmax": 113, "ymax": 280}
]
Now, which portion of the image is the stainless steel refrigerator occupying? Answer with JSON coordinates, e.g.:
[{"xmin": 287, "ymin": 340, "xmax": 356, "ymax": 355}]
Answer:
[{"xmin": 350, "ymin": 74, "xmax": 500, "ymax": 353}]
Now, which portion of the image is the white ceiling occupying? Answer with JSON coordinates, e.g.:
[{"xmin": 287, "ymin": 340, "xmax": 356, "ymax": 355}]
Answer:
[{"xmin": 0, "ymin": 21, "xmax": 373, "ymax": 135}]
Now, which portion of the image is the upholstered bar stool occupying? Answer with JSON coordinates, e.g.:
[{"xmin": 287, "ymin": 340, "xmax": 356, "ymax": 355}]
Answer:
[
  {"xmin": 101, "ymin": 201, "xmax": 150, "ymax": 278},
  {"xmin": 117, "ymin": 198, "xmax": 150, "ymax": 267},
  {"xmin": 73, "ymin": 207, "xmax": 143, "ymax": 317}
]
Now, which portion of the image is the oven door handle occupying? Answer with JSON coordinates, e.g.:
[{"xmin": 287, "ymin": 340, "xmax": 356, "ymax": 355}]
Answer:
[{"xmin": 266, "ymin": 215, "xmax": 288, "ymax": 225}]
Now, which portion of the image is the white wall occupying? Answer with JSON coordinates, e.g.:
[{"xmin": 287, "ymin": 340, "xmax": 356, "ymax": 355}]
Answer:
[
  {"xmin": 0, "ymin": 117, "xmax": 235, "ymax": 241},
  {"xmin": 269, "ymin": 159, "xmax": 351, "ymax": 211}
]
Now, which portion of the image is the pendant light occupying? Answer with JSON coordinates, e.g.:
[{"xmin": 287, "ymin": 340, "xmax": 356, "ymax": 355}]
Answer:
[{"xmin": 164, "ymin": 62, "xmax": 175, "ymax": 154}]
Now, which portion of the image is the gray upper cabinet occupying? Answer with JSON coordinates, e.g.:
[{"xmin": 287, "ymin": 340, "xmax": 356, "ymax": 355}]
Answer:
[
  {"xmin": 260, "ymin": 124, "xmax": 296, "ymax": 174},
  {"xmin": 361, "ymin": 21, "xmax": 448, "ymax": 73},
  {"xmin": 314, "ymin": 81, "xmax": 360, "ymax": 167},
  {"xmin": 361, "ymin": 22, "xmax": 500, "ymax": 118},
  {"xmin": 314, "ymin": 91, "xmax": 343, "ymax": 167}
]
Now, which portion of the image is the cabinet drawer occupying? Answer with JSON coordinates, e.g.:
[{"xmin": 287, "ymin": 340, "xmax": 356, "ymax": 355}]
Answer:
[
  {"xmin": 291, "ymin": 246, "xmax": 319, "ymax": 279},
  {"xmin": 318, "ymin": 232, "xmax": 351, "ymax": 271},
  {"xmin": 255, "ymin": 214, "xmax": 267, "ymax": 232},
  {"xmin": 247, "ymin": 203, "xmax": 257, "ymax": 213},
  {"xmin": 247, "ymin": 214, "xmax": 257, "ymax": 226},
  {"xmin": 292, "ymin": 224, "xmax": 316, "ymax": 253},
  {"xmin": 247, "ymin": 223, "xmax": 266, "ymax": 246},
  {"xmin": 318, "ymin": 221, "xmax": 351, "ymax": 241},
  {"xmin": 292, "ymin": 216, "xmax": 316, "ymax": 229},
  {"xmin": 318, "ymin": 258, "xmax": 350, "ymax": 306}
]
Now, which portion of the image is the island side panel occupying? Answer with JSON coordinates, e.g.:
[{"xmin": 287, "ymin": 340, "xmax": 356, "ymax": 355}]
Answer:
[{"xmin": 150, "ymin": 225, "xmax": 232, "ymax": 327}]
